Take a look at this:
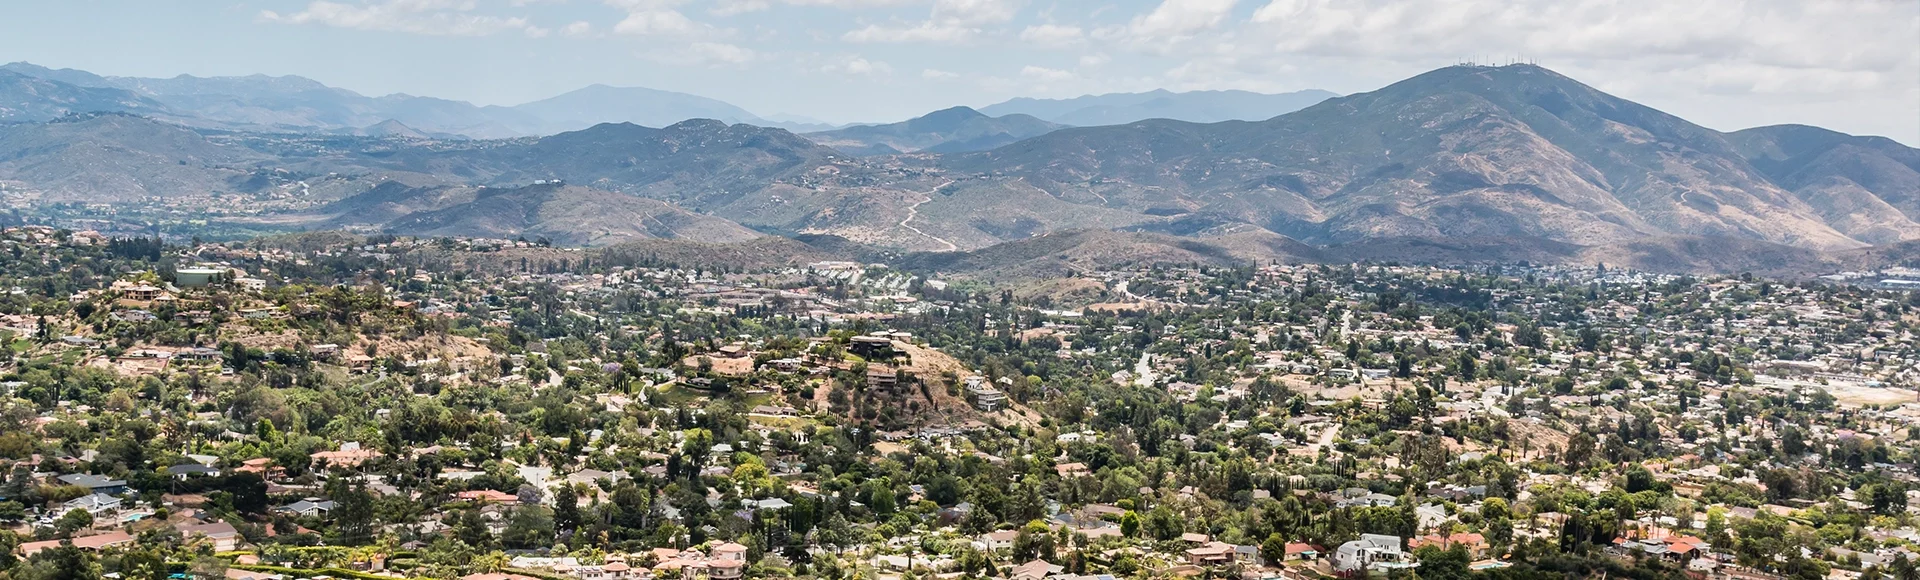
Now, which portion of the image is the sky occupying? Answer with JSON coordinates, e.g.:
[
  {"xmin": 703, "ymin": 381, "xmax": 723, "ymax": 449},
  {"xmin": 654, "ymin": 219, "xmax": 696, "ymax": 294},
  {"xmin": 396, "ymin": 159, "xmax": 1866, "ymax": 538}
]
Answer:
[{"xmin": 1, "ymin": 0, "xmax": 1915, "ymax": 143}]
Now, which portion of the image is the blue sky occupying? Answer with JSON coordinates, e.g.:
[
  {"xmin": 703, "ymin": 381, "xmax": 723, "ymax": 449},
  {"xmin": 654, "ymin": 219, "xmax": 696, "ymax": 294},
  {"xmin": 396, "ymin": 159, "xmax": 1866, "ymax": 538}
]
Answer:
[{"xmin": 1, "ymin": 0, "xmax": 1915, "ymax": 143}]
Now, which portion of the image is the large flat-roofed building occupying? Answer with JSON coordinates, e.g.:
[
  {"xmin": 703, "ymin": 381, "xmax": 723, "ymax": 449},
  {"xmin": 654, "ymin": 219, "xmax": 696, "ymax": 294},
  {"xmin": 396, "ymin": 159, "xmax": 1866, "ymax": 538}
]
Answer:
[{"xmin": 175, "ymin": 267, "xmax": 228, "ymax": 287}]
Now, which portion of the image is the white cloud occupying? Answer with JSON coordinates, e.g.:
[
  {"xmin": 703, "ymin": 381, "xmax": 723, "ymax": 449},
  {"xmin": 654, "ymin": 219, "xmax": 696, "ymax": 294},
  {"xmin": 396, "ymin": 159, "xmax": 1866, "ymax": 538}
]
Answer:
[
  {"xmin": 562, "ymin": 20, "xmax": 593, "ymax": 36},
  {"xmin": 712, "ymin": 0, "xmax": 912, "ymax": 15},
  {"xmin": 1246, "ymin": 0, "xmax": 1913, "ymax": 72},
  {"xmin": 692, "ymin": 42, "xmax": 758, "ymax": 64},
  {"xmin": 932, "ymin": 0, "xmax": 1023, "ymax": 26},
  {"xmin": 1078, "ymin": 52, "xmax": 1110, "ymax": 67},
  {"xmin": 607, "ymin": 0, "xmax": 705, "ymax": 36},
  {"xmin": 842, "ymin": 0, "xmax": 1023, "ymax": 44},
  {"xmin": 1020, "ymin": 65, "xmax": 1075, "ymax": 82},
  {"xmin": 822, "ymin": 55, "xmax": 893, "ymax": 75},
  {"xmin": 613, "ymin": 11, "xmax": 696, "ymax": 35},
  {"xmin": 1019, "ymin": 24, "xmax": 1083, "ymax": 48},
  {"xmin": 1117, "ymin": 0, "xmax": 1238, "ymax": 42},
  {"xmin": 260, "ymin": 0, "xmax": 543, "ymax": 37},
  {"xmin": 603, "ymin": 0, "xmax": 734, "ymax": 37},
  {"xmin": 844, "ymin": 22, "xmax": 976, "ymax": 43},
  {"xmin": 710, "ymin": 0, "xmax": 770, "ymax": 16},
  {"xmin": 922, "ymin": 68, "xmax": 960, "ymax": 79},
  {"xmin": 1237, "ymin": 0, "xmax": 1918, "ymax": 95},
  {"xmin": 643, "ymin": 42, "xmax": 758, "ymax": 66}
]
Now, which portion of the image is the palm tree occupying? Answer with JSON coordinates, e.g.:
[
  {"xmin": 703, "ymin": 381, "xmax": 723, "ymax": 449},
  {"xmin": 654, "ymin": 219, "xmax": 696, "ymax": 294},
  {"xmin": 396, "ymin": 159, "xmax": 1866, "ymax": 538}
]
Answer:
[{"xmin": 473, "ymin": 550, "xmax": 510, "ymax": 573}]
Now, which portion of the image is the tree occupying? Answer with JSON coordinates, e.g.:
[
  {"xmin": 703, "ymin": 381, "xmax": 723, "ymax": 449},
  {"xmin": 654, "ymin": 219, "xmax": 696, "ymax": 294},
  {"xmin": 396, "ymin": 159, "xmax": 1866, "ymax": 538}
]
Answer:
[
  {"xmin": 1480, "ymin": 497, "xmax": 1511, "ymax": 521},
  {"xmin": 1011, "ymin": 520, "xmax": 1055, "ymax": 562},
  {"xmin": 1145, "ymin": 505, "xmax": 1182, "ymax": 541},
  {"xmin": 1119, "ymin": 510, "xmax": 1141, "ymax": 538},
  {"xmin": 1867, "ymin": 482, "xmax": 1909, "ymax": 516},
  {"xmin": 502, "ymin": 505, "xmax": 556, "ymax": 549},
  {"xmin": 1260, "ymin": 533, "xmax": 1288, "ymax": 565},
  {"xmin": 1565, "ymin": 431, "xmax": 1597, "ymax": 470},
  {"xmin": 864, "ymin": 479, "xmax": 896, "ymax": 516},
  {"xmin": 189, "ymin": 556, "xmax": 229, "ymax": 580},
  {"xmin": 53, "ymin": 509, "xmax": 93, "ymax": 536},
  {"xmin": 0, "ymin": 500, "xmax": 26, "ymax": 523},
  {"xmin": 927, "ymin": 474, "xmax": 962, "ymax": 506},
  {"xmin": 328, "ymin": 481, "xmax": 377, "ymax": 545},
  {"xmin": 1624, "ymin": 466, "xmax": 1659, "ymax": 493},
  {"xmin": 0, "ymin": 530, "xmax": 16, "ymax": 570},
  {"xmin": 1413, "ymin": 545, "xmax": 1471, "ymax": 580},
  {"xmin": 455, "ymin": 508, "xmax": 493, "ymax": 548},
  {"xmin": 13, "ymin": 543, "xmax": 102, "ymax": 580},
  {"xmin": 212, "ymin": 473, "xmax": 269, "ymax": 514},
  {"xmin": 553, "ymin": 486, "xmax": 581, "ymax": 534}
]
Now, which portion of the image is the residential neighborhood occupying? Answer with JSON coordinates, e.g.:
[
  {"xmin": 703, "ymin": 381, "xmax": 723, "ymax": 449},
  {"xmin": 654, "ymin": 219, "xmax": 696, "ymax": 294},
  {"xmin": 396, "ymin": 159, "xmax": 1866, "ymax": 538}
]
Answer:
[{"xmin": 1, "ymin": 229, "xmax": 1918, "ymax": 580}]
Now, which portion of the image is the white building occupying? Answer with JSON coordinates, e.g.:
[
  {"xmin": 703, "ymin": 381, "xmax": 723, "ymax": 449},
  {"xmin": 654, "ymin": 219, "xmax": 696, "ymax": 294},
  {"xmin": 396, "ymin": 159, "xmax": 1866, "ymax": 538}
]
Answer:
[{"xmin": 1333, "ymin": 534, "xmax": 1414, "ymax": 575}]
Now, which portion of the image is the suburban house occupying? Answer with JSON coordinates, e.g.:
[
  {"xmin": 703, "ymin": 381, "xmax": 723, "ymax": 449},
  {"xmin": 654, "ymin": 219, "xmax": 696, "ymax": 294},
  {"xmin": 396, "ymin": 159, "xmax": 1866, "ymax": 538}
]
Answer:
[
  {"xmin": 178, "ymin": 521, "xmax": 243, "ymax": 551},
  {"xmin": 56, "ymin": 474, "xmax": 127, "ymax": 495},
  {"xmin": 1408, "ymin": 532, "xmax": 1491, "ymax": 558},
  {"xmin": 1334, "ymin": 534, "xmax": 1415, "ymax": 575},
  {"xmin": 454, "ymin": 490, "xmax": 521, "ymax": 505},
  {"xmin": 17, "ymin": 531, "xmax": 135, "ymax": 556},
  {"xmin": 62, "ymin": 493, "xmax": 123, "ymax": 515},
  {"xmin": 276, "ymin": 498, "xmax": 336, "ymax": 517},
  {"xmin": 169, "ymin": 463, "xmax": 222, "ymax": 480},
  {"xmin": 1186, "ymin": 541, "xmax": 1238, "ymax": 567}
]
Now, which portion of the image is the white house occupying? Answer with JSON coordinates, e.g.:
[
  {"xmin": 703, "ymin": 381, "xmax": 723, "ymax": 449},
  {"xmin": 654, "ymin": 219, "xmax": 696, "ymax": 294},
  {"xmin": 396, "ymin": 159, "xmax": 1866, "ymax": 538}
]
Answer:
[{"xmin": 1334, "ymin": 534, "xmax": 1414, "ymax": 575}]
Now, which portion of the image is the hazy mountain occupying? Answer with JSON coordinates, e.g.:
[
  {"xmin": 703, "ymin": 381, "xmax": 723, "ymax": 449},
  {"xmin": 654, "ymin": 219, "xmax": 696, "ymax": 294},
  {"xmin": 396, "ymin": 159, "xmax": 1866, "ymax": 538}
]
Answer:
[
  {"xmin": 0, "ymin": 69, "xmax": 173, "ymax": 122},
  {"xmin": 0, "ymin": 62, "xmax": 789, "ymax": 138},
  {"xmin": 0, "ymin": 62, "xmax": 120, "ymax": 88},
  {"xmin": 280, "ymin": 119, "xmax": 877, "ymax": 240},
  {"xmin": 1, "ymin": 62, "xmax": 530, "ymax": 137},
  {"xmin": 756, "ymin": 113, "xmax": 841, "ymax": 133},
  {"xmin": 356, "ymin": 182, "xmax": 763, "ymax": 247},
  {"xmin": 0, "ymin": 113, "xmax": 860, "ymax": 233},
  {"xmin": 980, "ymin": 89, "xmax": 1338, "ymax": 126},
  {"xmin": 0, "ymin": 112, "xmax": 260, "ymax": 200},
  {"xmin": 2, "ymin": 64, "xmax": 1916, "ymax": 269},
  {"xmin": 507, "ymin": 85, "xmax": 767, "ymax": 133},
  {"xmin": 945, "ymin": 64, "xmax": 1891, "ymax": 251},
  {"xmin": 1727, "ymin": 125, "xmax": 1920, "ymax": 245},
  {"xmin": 360, "ymin": 119, "xmax": 429, "ymax": 139},
  {"xmin": 803, "ymin": 107, "xmax": 1064, "ymax": 156},
  {"xmin": 448, "ymin": 120, "xmax": 841, "ymax": 205}
]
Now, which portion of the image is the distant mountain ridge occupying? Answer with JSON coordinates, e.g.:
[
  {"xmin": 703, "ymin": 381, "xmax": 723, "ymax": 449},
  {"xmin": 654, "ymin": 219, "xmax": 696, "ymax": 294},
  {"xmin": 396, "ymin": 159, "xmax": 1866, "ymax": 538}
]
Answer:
[
  {"xmin": 803, "ymin": 106, "xmax": 1064, "ymax": 156},
  {"xmin": 0, "ymin": 62, "xmax": 826, "ymax": 138},
  {"xmin": 0, "ymin": 64, "xmax": 1914, "ymax": 275},
  {"xmin": 508, "ymin": 84, "xmax": 766, "ymax": 133},
  {"xmin": 0, "ymin": 69, "xmax": 173, "ymax": 122},
  {"xmin": 939, "ymin": 64, "xmax": 1913, "ymax": 251},
  {"xmin": 3, "ymin": 62, "xmax": 1343, "ymax": 140},
  {"xmin": 981, "ymin": 88, "xmax": 1339, "ymax": 126}
]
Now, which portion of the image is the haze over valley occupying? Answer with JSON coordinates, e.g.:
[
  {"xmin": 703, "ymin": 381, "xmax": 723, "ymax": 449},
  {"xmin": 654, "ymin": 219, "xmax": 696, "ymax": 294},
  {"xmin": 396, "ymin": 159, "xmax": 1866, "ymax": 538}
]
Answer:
[{"xmin": 0, "ymin": 61, "xmax": 1914, "ymax": 277}]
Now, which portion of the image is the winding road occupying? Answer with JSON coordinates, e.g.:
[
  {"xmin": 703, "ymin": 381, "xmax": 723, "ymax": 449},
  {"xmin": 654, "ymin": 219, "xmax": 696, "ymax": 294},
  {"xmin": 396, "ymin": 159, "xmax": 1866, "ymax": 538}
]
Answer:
[{"xmin": 900, "ymin": 181, "xmax": 959, "ymax": 252}]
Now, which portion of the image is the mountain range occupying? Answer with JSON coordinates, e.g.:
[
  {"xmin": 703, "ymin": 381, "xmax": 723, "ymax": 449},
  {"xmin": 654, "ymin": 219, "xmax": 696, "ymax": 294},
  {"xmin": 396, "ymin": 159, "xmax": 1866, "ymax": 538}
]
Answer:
[
  {"xmin": 803, "ymin": 107, "xmax": 1064, "ymax": 156},
  {"xmin": 0, "ymin": 62, "xmax": 824, "ymax": 137},
  {"xmin": 0, "ymin": 62, "xmax": 1330, "ymax": 141},
  {"xmin": 980, "ymin": 88, "xmax": 1339, "ymax": 126},
  {"xmin": 0, "ymin": 63, "xmax": 1914, "ymax": 275},
  {"xmin": 937, "ymin": 64, "xmax": 1908, "ymax": 251}
]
